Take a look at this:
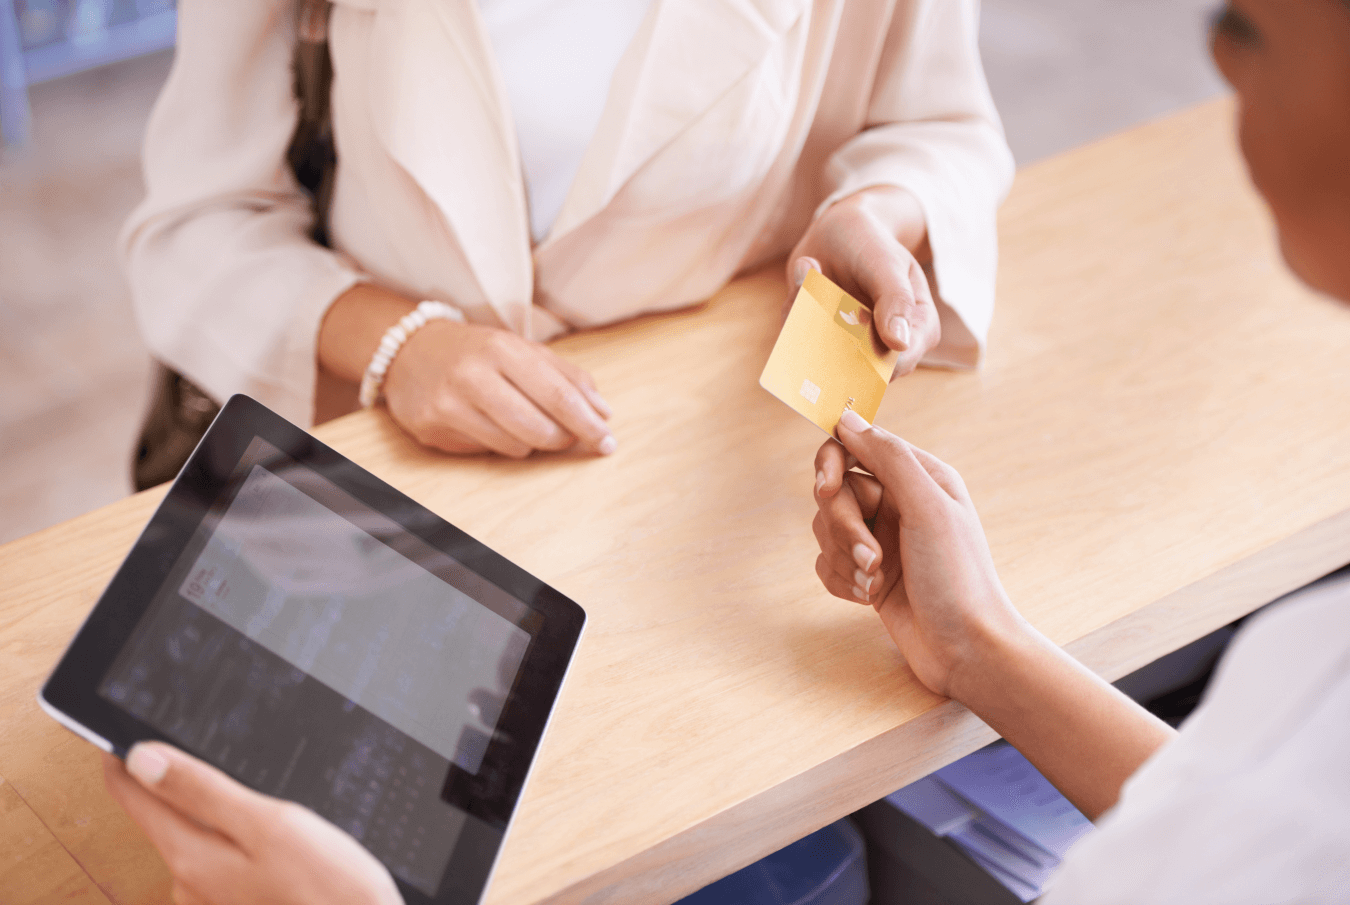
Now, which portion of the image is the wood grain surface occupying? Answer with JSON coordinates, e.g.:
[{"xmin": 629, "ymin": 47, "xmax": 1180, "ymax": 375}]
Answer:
[{"xmin": 3, "ymin": 97, "xmax": 1349, "ymax": 904}]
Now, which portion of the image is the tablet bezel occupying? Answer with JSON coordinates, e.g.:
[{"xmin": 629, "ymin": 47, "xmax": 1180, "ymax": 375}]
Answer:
[{"xmin": 40, "ymin": 394, "xmax": 586, "ymax": 905}]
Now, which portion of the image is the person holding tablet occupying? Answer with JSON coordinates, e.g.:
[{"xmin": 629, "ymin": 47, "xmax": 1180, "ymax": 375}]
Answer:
[
  {"xmin": 105, "ymin": 1, "xmax": 1349, "ymax": 902},
  {"xmin": 125, "ymin": 0, "xmax": 1011, "ymax": 477}
]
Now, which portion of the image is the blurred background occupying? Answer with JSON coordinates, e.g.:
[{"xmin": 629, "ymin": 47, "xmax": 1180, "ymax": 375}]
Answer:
[{"xmin": 0, "ymin": 0, "xmax": 1226, "ymax": 546}]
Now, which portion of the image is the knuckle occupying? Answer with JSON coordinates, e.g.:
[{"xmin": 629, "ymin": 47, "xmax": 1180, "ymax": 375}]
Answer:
[
  {"xmin": 263, "ymin": 801, "xmax": 306, "ymax": 844},
  {"xmin": 815, "ymin": 555, "xmax": 831, "ymax": 582},
  {"xmin": 407, "ymin": 409, "xmax": 445, "ymax": 443},
  {"xmin": 888, "ymin": 280, "xmax": 917, "ymax": 308},
  {"xmin": 455, "ymin": 360, "xmax": 494, "ymax": 393},
  {"xmin": 519, "ymin": 425, "xmax": 559, "ymax": 452},
  {"xmin": 555, "ymin": 398, "xmax": 601, "ymax": 439},
  {"xmin": 815, "ymin": 441, "xmax": 840, "ymax": 470},
  {"xmin": 164, "ymin": 843, "xmax": 209, "ymax": 889},
  {"xmin": 440, "ymin": 435, "xmax": 483, "ymax": 455},
  {"xmin": 407, "ymin": 404, "xmax": 441, "ymax": 438},
  {"xmin": 431, "ymin": 392, "xmax": 471, "ymax": 425},
  {"xmin": 274, "ymin": 799, "xmax": 307, "ymax": 825},
  {"xmin": 832, "ymin": 520, "xmax": 860, "ymax": 552},
  {"xmin": 489, "ymin": 431, "xmax": 534, "ymax": 459},
  {"xmin": 486, "ymin": 330, "xmax": 521, "ymax": 359},
  {"xmin": 413, "ymin": 424, "xmax": 448, "ymax": 450},
  {"xmin": 542, "ymin": 381, "xmax": 575, "ymax": 413},
  {"xmin": 834, "ymin": 554, "xmax": 858, "ymax": 584},
  {"xmin": 539, "ymin": 426, "xmax": 575, "ymax": 450}
]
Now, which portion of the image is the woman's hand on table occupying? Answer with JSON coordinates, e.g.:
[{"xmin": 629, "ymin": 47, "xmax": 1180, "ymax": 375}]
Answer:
[
  {"xmin": 104, "ymin": 743, "xmax": 403, "ymax": 905},
  {"xmin": 318, "ymin": 283, "xmax": 615, "ymax": 459},
  {"xmin": 787, "ymin": 186, "xmax": 940, "ymax": 378},
  {"xmin": 382, "ymin": 320, "xmax": 615, "ymax": 459},
  {"xmin": 811, "ymin": 410, "xmax": 1026, "ymax": 700}
]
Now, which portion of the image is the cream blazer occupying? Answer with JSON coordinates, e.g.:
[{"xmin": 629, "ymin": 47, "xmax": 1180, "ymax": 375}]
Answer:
[{"xmin": 122, "ymin": 0, "xmax": 1013, "ymax": 425}]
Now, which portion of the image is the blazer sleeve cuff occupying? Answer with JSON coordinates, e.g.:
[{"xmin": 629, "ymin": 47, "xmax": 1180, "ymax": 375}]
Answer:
[{"xmin": 815, "ymin": 122, "xmax": 1013, "ymax": 369}]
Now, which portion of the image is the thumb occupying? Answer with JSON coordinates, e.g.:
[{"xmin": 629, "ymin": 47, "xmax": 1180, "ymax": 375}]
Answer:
[
  {"xmin": 126, "ymin": 742, "xmax": 273, "ymax": 841},
  {"xmin": 789, "ymin": 255, "xmax": 821, "ymax": 290},
  {"xmin": 851, "ymin": 253, "xmax": 920, "ymax": 353},
  {"xmin": 835, "ymin": 410, "xmax": 939, "ymax": 510}
]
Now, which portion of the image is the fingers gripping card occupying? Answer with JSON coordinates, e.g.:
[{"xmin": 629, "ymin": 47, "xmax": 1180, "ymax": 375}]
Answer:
[{"xmin": 759, "ymin": 270, "xmax": 899, "ymax": 435}]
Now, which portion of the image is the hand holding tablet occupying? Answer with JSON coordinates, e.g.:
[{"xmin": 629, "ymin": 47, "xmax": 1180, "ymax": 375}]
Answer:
[
  {"xmin": 104, "ymin": 742, "xmax": 403, "ymax": 905},
  {"xmin": 41, "ymin": 395, "xmax": 585, "ymax": 905}
]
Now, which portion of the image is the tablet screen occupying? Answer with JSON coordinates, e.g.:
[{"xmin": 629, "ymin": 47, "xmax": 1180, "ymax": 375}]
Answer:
[{"xmin": 96, "ymin": 438, "xmax": 537, "ymax": 895}]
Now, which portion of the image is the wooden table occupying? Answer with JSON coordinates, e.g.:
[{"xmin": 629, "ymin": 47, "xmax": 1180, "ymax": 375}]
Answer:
[{"xmin": 5, "ymin": 97, "xmax": 1350, "ymax": 905}]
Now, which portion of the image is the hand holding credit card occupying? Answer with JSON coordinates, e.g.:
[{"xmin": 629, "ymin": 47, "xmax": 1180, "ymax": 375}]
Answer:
[{"xmin": 760, "ymin": 270, "xmax": 899, "ymax": 435}]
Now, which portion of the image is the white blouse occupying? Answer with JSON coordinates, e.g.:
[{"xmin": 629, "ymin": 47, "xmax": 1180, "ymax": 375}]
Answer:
[
  {"xmin": 1044, "ymin": 569, "xmax": 1350, "ymax": 904},
  {"xmin": 478, "ymin": 0, "xmax": 655, "ymax": 244}
]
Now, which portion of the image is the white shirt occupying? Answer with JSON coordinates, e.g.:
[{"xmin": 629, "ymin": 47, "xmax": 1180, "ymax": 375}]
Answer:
[
  {"xmin": 478, "ymin": 0, "xmax": 655, "ymax": 244},
  {"xmin": 1043, "ymin": 570, "xmax": 1350, "ymax": 904}
]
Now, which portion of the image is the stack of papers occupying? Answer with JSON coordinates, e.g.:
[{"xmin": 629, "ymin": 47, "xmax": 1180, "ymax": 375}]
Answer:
[{"xmin": 887, "ymin": 742, "xmax": 1093, "ymax": 901}]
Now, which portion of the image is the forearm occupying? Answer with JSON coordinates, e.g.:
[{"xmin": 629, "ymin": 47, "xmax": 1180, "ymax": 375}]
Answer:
[
  {"xmin": 953, "ymin": 621, "xmax": 1177, "ymax": 820},
  {"xmin": 317, "ymin": 282, "xmax": 420, "ymax": 383}
]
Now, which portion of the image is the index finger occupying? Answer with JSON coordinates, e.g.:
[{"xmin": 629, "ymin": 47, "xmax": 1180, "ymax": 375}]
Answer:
[
  {"xmin": 836, "ymin": 410, "xmax": 950, "ymax": 516},
  {"xmin": 545, "ymin": 351, "xmax": 613, "ymax": 419},
  {"xmin": 504, "ymin": 354, "xmax": 617, "ymax": 455}
]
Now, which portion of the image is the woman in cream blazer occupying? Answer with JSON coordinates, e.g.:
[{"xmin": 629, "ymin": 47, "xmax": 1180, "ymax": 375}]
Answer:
[{"xmin": 122, "ymin": 0, "xmax": 1013, "ymax": 457}]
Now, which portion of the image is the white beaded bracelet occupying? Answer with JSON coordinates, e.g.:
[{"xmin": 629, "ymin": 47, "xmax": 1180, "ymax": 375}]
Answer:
[{"xmin": 358, "ymin": 300, "xmax": 466, "ymax": 408}]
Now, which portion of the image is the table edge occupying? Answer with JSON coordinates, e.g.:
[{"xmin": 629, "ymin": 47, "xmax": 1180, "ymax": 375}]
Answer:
[{"xmin": 524, "ymin": 506, "xmax": 1350, "ymax": 905}]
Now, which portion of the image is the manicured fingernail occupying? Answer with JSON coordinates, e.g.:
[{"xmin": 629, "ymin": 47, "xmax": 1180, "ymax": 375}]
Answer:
[
  {"xmin": 890, "ymin": 317, "xmax": 911, "ymax": 351},
  {"xmin": 852, "ymin": 585, "xmax": 870, "ymax": 601},
  {"xmin": 839, "ymin": 409, "xmax": 869, "ymax": 433},
  {"xmin": 598, "ymin": 435, "xmax": 618, "ymax": 456},
  {"xmin": 853, "ymin": 569, "xmax": 873, "ymax": 592},
  {"xmin": 127, "ymin": 744, "xmax": 168, "ymax": 786},
  {"xmin": 814, "ymin": 471, "xmax": 826, "ymax": 493},
  {"xmin": 852, "ymin": 543, "xmax": 876, "ymax": 570},
  {"xmin": 793, "ymin": 258, "xmax": 812, "ymax": 288}
]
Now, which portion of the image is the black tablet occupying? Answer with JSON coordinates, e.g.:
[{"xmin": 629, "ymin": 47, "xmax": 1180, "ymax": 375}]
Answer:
[{"xmin": 41, "ymin": 395, "xmax": 585, "ymax": 904}]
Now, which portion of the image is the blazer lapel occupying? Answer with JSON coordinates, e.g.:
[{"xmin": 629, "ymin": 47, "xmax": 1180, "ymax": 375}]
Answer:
[
  {"xmin": 365, "ymin": 0, "xmax": 533, "ymax": 333},
  {"xmin": 548, "ymin": 0, "xmax": 812, "ymax": 243}
]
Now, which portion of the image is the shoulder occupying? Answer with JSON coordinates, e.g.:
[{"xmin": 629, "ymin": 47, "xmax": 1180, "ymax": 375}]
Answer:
[{"xmin": 1043, "ymin": 573, "xmax": 1350, "ymax": 905}]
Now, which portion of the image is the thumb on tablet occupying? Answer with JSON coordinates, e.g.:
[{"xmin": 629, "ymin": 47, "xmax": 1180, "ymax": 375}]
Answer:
[{"xmin": 127, "ymin": 742, "xmax": 274, "ymax": 840}]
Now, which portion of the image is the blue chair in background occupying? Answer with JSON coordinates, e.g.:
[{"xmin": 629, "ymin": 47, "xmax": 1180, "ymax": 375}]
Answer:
[{"xmin": 676, "ymin": 818, "xmax": 868, "ymax": 905}]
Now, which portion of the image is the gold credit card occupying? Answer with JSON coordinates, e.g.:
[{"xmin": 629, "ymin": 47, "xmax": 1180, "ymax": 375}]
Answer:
[{"xmin": 759, "ymin": 270, "xmax": 898, "ymax": 435}]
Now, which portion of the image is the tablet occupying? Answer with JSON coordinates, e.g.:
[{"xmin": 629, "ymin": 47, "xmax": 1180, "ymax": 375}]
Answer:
[{"xmin": 40, "ymin": 395, "xmax": 585, "ymax": 904}]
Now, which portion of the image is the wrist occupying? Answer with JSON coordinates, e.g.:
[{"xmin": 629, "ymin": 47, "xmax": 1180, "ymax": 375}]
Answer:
[
  {"xmin": 945, "ymin": 604, "xmax": 1047, "ymax": 711},
  {"xmin": 358, "ymin": 300, "xmax": 466, "ymax": 407},
  {"xmin": 317, "ymin": 283, "xmax": 420, "ymax": 384}
]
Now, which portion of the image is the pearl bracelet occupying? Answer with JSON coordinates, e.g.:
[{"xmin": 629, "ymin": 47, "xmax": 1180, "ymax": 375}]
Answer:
[{"xmin": 358, "ymin": 300, "xmax": 466, "ymax": 408}]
